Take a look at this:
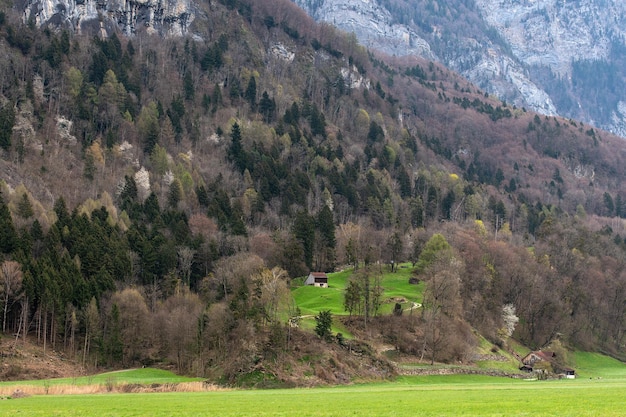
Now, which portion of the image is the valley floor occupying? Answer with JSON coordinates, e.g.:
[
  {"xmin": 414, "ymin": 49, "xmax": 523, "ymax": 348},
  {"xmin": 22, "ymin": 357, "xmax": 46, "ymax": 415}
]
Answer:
[{"xmin": 1, "ymin": 376, "xmax": 625, "ymax": 416}]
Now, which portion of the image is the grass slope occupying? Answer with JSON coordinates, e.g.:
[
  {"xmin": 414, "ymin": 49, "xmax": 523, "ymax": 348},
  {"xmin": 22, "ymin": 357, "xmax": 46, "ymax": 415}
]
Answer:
[
  {"xmin": 572, "ymin": 352, "xmax": 626, "ymax": 379},
  {"xmin": 292, "ymin": 265, "xmax": 422, "ymax": 317}
]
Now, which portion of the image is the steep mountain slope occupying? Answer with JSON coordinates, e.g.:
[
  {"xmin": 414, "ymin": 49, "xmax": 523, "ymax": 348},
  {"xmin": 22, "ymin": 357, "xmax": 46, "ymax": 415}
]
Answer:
[
  {"xmin": 292, "ymin": 0, "xmax": 626, "ymax": 137},
  {"xmin": 2, "ymin": 0, "xmax": 626, "ymax": 382}
]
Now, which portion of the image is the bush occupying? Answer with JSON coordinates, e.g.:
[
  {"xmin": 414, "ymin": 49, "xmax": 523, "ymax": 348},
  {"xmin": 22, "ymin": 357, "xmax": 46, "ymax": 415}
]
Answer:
[{"xmin": 315, "ymin": 310, "xmax": 333, "ymax": 341}]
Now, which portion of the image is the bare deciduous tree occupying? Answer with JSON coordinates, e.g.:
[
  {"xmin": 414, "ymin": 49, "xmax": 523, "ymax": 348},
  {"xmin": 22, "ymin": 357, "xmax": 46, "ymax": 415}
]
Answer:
[
  {"xmin": 177, "ymin": 246, "xmax": 196, "ymax": 287},
  {"xmin": 83, "ymin": 297, "xmax": 100, "ymax": 367},
  {"xmin": 420, "ymin": 248, "xmax": 464, "ymax": 364},
  {"xmin": 257, "ymin": 266, "xmax": 291, "ymax": 325},
  {"xmin": 158, "ymin": 289, "xmax": 203, "ymax": 372},
  {"xmin": 1, "ymin": 260, "xmax": 22, "ymax": 333},
  {"xmin": 111, "ymin": 288, "xmax": 150, "ymax": 365}
]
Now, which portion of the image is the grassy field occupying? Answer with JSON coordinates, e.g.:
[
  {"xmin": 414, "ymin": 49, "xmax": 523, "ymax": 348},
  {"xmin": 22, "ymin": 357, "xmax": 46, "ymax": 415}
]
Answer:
[
  {"xmin": 572, "ymin": 351, "xmax": 626, "ymax": 378},
  {"xmin": 2, "ymin": 375, "xmax": 626, "ymax": 416},
  {"xmin": 292, "ymin": 265, "xmax": 423, "ymax": 317},
  {"xmin": 291, "ymin": 265, "xmax": 422, "ymax": 336},
  {"xmin": 1, "ymin": 354, "xmax": 626, "ymax": 416}
]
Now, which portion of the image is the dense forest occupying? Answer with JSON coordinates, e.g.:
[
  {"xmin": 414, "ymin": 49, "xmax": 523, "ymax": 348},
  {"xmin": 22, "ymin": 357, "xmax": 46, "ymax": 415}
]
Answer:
[{"xmin": 1, "ymin": 0, "xmax": 626, "ymax": 384}]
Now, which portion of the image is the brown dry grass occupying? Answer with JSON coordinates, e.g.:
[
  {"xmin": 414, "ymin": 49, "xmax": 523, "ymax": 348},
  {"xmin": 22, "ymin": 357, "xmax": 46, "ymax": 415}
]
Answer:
[{"xmin": 0, "ymin": 381, "xmax": 226, "ymax": 396}]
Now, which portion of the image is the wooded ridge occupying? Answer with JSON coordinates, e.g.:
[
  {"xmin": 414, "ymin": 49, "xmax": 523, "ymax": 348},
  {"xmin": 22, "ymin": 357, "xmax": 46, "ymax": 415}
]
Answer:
[{"xmin": 0, "ymin": 0, "xmax": 625, "ymax": 385}]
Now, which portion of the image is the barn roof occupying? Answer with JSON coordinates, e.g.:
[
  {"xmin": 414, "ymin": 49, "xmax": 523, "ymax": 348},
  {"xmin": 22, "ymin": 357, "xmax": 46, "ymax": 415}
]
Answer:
[{"xmin": 535, "ymin": 351, "xmax": 556, "ymax": 361}]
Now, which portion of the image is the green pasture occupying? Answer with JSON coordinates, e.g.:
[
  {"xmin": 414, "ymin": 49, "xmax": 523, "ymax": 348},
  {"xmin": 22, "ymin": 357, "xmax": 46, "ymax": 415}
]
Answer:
[
  {"xmin": 292, "ymin": 264, "xmax": 423, "ymax": 317},
  {"xmin": 2, "ymin": 353, "xmax": 626, "ymax": 416},
  {"xmin": 572, "ymin": 351, "xmax": 626, "ymax": 378},
  {"xmin": 2, "ymin": 375, "xmax": 626, "ymax": 416}
]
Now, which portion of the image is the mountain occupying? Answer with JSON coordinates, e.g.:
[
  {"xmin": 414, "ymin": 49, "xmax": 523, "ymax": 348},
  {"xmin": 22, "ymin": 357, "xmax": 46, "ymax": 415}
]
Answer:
[
  {"xmin": 2, "ymin": 0, "xmax": 626, "ymax": 383},
  {"xmin": 292, "ymin": 0, "xmax": 626, "ymax": 137}
]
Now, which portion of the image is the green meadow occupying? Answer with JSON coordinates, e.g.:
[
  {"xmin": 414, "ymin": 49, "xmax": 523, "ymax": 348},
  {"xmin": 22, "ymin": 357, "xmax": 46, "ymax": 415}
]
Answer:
[
  {"xmin": 2, "ymin": 375, "xmax": 626, "ymax": 416},
  {"xmin": 2, "ymin": 358, "xmax": 626, "ymax": 416},
  {"xmin": 292, "ymin": 264, "xmax": 423, "ymax": 317}
]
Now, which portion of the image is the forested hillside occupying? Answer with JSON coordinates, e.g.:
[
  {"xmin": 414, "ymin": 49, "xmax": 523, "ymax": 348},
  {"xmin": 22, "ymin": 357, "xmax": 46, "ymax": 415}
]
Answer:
[{"xmin": 1, "ymin": 0, "xmax": 626, "ymax": 384}]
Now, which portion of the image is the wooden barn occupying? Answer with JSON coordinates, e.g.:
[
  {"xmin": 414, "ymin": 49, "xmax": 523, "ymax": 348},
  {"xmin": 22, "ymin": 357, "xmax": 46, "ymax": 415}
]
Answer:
[
  {"xmin": 304, "ymin": 272, "xmax": 329, "ymax": 288},
  {"xmin": 521, "ymin": 350, "xmax": 556, "ymax": 370},
  {"xmin": 520, "ymin": 350, "xmax": 575, "ymax": 378}
]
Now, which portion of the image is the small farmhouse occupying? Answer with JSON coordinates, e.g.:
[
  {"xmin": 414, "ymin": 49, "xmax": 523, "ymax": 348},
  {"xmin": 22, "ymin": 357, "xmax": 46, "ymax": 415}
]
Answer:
[
  {"xmin": 304, "ymin": 272, "xmax": 329, "ymax": 288},
  {"xmin": 520, "ymin": 350, "xmax": 575, "ymax": 378},
  {"xmin": 521, "ymin": 350, "xmax": 556, "ymax": 371}
]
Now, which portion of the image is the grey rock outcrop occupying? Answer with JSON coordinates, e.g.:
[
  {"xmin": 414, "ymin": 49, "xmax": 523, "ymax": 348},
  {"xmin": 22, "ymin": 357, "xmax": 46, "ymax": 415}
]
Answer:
[
  {"xmin": 295, "ymin": 0, "xmax": 434, "ymax": 59},
  {"xmin": 475, "ymin": 0, "xmax": 626, "ymax": 136},
  {"xmin": 21, "ymin": 0, "xmax": 194, "ymax": 37},
  {"xmin": 475, "ymin": 0, "xmax": 625, "ymax": 77}
]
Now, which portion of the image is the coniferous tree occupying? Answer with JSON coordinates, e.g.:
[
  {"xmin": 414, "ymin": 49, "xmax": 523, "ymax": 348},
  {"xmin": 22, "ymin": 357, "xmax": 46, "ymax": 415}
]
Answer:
[
  {"xmin": 196, "ymin": 185, "xmax": 209, "ymax": 207},
  {"xmin": 424, "ymin": 186, "xmax": 438, "ymax": 221},
  {"xmin": 105, "ymin": 304, "xmax": 124, "ymax": 364},
  {"xmin": 616, "ymin": 195, "xmax": 623, "ymax": 218},
  {"xmin": 388, "ymin": 231, "xmax": 403, "ymax": 272},
  {"xmin": 119, "ymin": 175, "xmax": 138, "ymax": 211},
  {"xmin": 317, "ymin": 205, "xmax": 336, "ymax": 250},
  {"xmin": 441, "ymin": 190, "xmax": 455, "ymax": 220},
  {"xmin": 244, "ymin": 76, "xmax": 257, "ymax": 109},
  {"xmin": 168, "ymin": 179, "xmax": 183, "ymax": 208},
  {"xmin": 17, "ymin": 192, "xmax": 34, "ymax": 219},
  {"xmin": 229, "ymin": 200, "xmax": 247, "ymax": 236},
  {"xmin": 138, "ymin": 102, "xmax": 160, "ymax": 154},
  {"xmin": 84, "ymin": 152, "xmax": 96, "ymax": 181},
  {"xmin": 397, "ymin": 168, "xmax": 412, "ymax": 199},
  {"xmin": 229, "ymin": 77, "xmax": 241, "ymax": 102},
  {"xmin": 53, "ymin": 197, "xmax": 70, "ymax": 229},
  {"xmin": 293, "ymin": 210, "xmax": 315, "ymax": 270},
  {"xmin": 143, "ymin": 193, "xmax": 161, "ymax": 223},
  {"xmin": 314, "ymin": 310, "xmax": 332, "ymax": 341},
  {"xmin": 367, "ymin": 120, "xmax": 384, "ymax": 143},
  {"xmin": 309, "ymin": 104, "xmax": 326, "ymax": 138},
  {"xmin": 315, "ymin": 205, "xmax": 336, "ymax": 271},
  {"xmin": 0, "ymin": 102, "xmax": 15, "ymax": 151},
  {"xmin": 259, "ymin": 91, "xmax": 275, "ymax": 122},
  {"xmin": 604, "ymin": 192, "xmax": 615, "ymax": 216},
  {"xmin": 228, "ymin": 122, "xmax": 247, "ymax": 173},
  {"xmin": 409, "ymin": 196, "xmax": 424, "ymax": 227},
  {"xmin": 183, "ymin": 72, "xmax": 194, "ymax": 101},
  {"xmin": 211, "ymin": 83, "xmax": 222, "ymax": 113}
]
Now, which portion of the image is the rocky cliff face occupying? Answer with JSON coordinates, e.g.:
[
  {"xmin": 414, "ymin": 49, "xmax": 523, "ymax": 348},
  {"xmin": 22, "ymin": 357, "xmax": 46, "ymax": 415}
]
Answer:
[
  {"xmin": 293, "ymin": 0, "xmax": 626, "ymax": 137},
  {"xmin": 21, "ymin": 0, "xmax": 194, "ymax": 37},
  {"xmin": 475, "ymin": 0, "xmax": 626, "ymax": 136},
  {"xmin": 300, "ymin": 0, "xmax": 434, "ymax": 60},
  {"xmin": 476, "ymin": 0, "xmax": 625, "ymax": 76}
]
